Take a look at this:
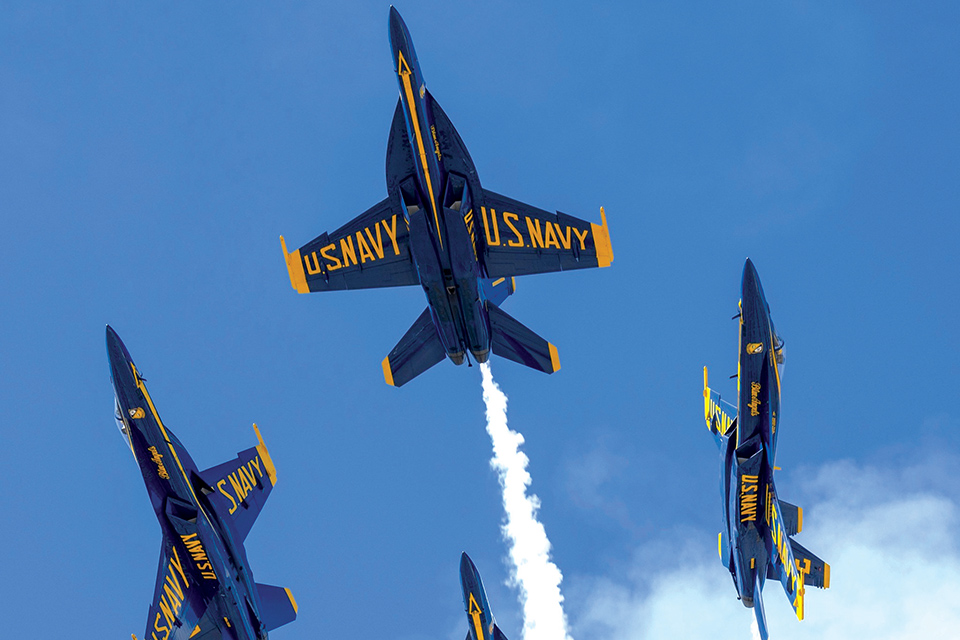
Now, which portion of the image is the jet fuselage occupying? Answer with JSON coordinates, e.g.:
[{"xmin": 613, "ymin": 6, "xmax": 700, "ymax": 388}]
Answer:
[
  {"xmin": 108, "ymin": 327, "xmax": 267, "ymax": 640},
  {"xmin": 388, "ymin": 6, "xmax": 493, "ymax": 364},
  {"xmin": 720, "ymin": 259, "xmax": 788, "ymax": 609}
]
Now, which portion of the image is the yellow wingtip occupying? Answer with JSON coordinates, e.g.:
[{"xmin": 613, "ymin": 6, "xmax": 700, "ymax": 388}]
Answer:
[
  {"xmin": 280, "ymin": 235, "xmax": 309, "ymax": 294},
  {"xmin": 548, "ymin": 343, "xmax": 561, "ymax": 373},
  {"xmin": 590, "ymin": 206, "xmax": 614, "ymax": 268},
  {"xmin": 823, "ymin": 562, "xmax": 831, "ymax": 589},
  {"xmin": 797, "ymin": 505, "xmax": 804, "ymax": 533},
  {"xmin": 253, "ymin": 423, "xmax": 278, "ymax": 486},
  {"xmin": 285, "ymin": 587, "xmax": 299, "ymax": 614},
  {"xmin": 382, "ymin": 356, "xmax": 396, "ymax": 386},
  {"xmin": 703, "ymin": 366, "xmax": 711, "ymax": 421}
]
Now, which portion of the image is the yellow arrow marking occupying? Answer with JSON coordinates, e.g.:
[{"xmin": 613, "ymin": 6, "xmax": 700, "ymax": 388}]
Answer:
[
  {"xmin": 397, "ymin": 50, "xmax": 442, "ymax": 248},
  {"xmin": 468, "ymin": 593, "xmax": 485, "ymax": 640}
]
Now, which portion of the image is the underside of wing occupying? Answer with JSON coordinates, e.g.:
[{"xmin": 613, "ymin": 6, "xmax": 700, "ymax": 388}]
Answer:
[
  {"xmin": 281, "ymin": 195, "xmax": 419, "ymax": 292},
  {"xmin": 142, "ymin": 535, "xmax": 208, "ymax": 640},
  {"xmin": 704, "ymin": 367, "xmax": 737, "ymax": 444},
  {"xmin": 198, "ymin": 424, "xmax": 276, "ymax": 542},
  {"xmin": 478, "ymin": 189, "xmax": 613, "ymax": 277}
]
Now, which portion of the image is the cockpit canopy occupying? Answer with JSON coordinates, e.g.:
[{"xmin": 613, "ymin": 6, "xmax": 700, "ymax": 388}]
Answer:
[
  {"xmin": 773, "ymin": 329, "xmax": 785, "ymax": 380},
  {"xmin": 115, "ymin": 397, "xmax": 134, "ymax": 453}
]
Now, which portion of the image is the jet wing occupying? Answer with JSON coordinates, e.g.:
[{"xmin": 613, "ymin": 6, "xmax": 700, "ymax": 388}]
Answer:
[
  {"xmin": 703, "ymin": 367, "xmax": 737, "ymax": 442},
  {"xmin": 478, "ymin": 189, "xmax": 613, "ymax": 277},
  {"xmin": 142, "ymin": 535, "xmax": 209, "ymax": 640},
  {"xmin": 281, "ymin": 196, "xmax": 419, "ymax": 292},
  {"xmin": 198, "ymin": 425, "xmax": 276, "ymax": 542}
]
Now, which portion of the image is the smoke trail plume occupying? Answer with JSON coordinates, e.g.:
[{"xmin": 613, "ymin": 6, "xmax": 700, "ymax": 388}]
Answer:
[{"xmin": 480, "ymin": 362, "xmax": 573, "ymax": 640}]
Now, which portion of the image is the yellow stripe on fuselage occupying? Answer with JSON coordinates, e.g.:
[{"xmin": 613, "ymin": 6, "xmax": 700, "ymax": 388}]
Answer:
[
  {"xmin": 397, "ymin": 51, "xmax": 442, "ymax": 248},
  {"xmin": 133, "ymin": 364, "xmax": 217, "ymax": 551},
  {"xmin": 468, "ymin": 594, "xmax": 485, "ymax": 640}
]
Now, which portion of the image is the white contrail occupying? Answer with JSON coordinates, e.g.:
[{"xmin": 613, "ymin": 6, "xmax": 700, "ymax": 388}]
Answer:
[{"xmin": 480, "ymin": 362, "xmax": 573, "ymax": 640}]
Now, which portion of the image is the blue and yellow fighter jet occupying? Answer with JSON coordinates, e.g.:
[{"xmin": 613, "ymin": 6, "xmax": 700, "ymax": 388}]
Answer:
[
  {"xmin": 460, "ymin": 552, "xmax": 510, "ymax": 640},
  {"xmin": 702, "ymin": 260, "xmax": 829, "ymax": 639},
  {"xmin": 280, "ymin": 7, "xmax": 613, "ymax": 386},
  {"xmin": 106, "ymin": 326, "xmax": 298, "ymax": 640}
]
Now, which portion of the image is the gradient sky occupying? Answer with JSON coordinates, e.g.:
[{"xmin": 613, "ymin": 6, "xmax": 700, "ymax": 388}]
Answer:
[{"xmin": 2, "ymin": 2, "xmax": 958, "ymax": 638}]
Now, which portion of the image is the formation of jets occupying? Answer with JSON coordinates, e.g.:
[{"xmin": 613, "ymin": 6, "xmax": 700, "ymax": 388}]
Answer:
[{"xmin": 105, "ymin": 7, "xmax": 830, "ymax": 639}]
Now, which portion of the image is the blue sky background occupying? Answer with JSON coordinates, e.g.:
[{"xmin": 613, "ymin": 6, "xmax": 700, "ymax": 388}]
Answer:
[{"xmin": 2, "ymin": 2, "xmax": 959, "ymax": 638}]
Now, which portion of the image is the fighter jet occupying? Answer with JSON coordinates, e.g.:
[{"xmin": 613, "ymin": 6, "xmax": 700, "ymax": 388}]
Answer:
[
  {"xmin": 106, "ymin": 326, "xmax": 298, "ymax": 640},
  {"xmin": 460, "ymin": 552, "xmax": 509, "ymax": 640},
  {"xmin": 280, "ymin": 7, "xmax": 613, "ymax": 386},
  {"xmin": 702, "ymin": 260, "xmax": 829, "ymax": 639}
]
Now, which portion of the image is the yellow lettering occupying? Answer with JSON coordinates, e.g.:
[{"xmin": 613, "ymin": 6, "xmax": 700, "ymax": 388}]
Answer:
[
  {"xmin": 382, "ymin": 215, "xmax": 401, "ymax": 255},
  {"xmin": 340, "ymin": 236, "xmax": 357, "ymax": 267},
  {"xmin": 556, "ymin": 223, "xmax": 572, "ymax": 249},
  {"xmin": 355, "ymin": 230, "xmax": 376, "ymax": 263},
  {"xmin": 165, "ymin": 574, "xmax": 184, "ymax": 603},
  {"xmin": 228, "ymin": 472, "xmax": 247, "ymax": 503},
  {"xmin": 481, "ymin": 207, "xmax": 500, "ymax": 246},
  {"xmin": 525, "ymin": 217, "xmax": 544, "ymax": 248},
  {"xmin": 542, "ymin": 220, "xmax": 560, "ymax": 249},
  {"xmin": 572, "ymin": 227, "xmax": 589, "ymax": 250},
  {"xmin": 238, "ymin": 467, "xmax": 253, "ymax": 494},
  {"xmin": 304, "ymin": 251, "xmax": 322, "ymax": 275},
  {"xmin": 159, "ymin": 594, "xmax": 176, "ymax": 628},
  {"xmin": 320, "ymin": 243, "xmax": 342, "ymax": 271},
  {"xmin": 170, "ymin": 546, "xmax": 189, "ymax": 589},
  {"xmin": 364, "ymin": 225, "xmax": 385, "ymax": 259},
  {"xmin": 154, "ymin": 613, "xmax": 170, "ymax": 640},
  {"xmin": 250, "ymin": 456, "xmax": 263, "ymax": 479},
  {"xmin": 503, "ymin": 212, "xmax": 523, "ymax": 247},
  {"xmin": 217, "ymin": 479, "xmax": 238, "ymax": 515}
]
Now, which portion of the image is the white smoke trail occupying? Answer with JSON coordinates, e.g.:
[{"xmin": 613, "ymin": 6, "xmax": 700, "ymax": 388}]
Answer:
[
  {"xmin": 480, "ymin": 362, "xmax": 573, "ymax": 640},
  {"xmin": 750, "ymin": 617, "xmax": 762, "ymax": 640}
]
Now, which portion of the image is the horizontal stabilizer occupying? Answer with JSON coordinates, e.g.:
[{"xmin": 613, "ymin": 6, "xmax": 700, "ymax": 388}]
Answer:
[
  {"xmin": 779, "ymin": 500, "xmax": 802, "ymax": 536},
  {"xmin": 790, "ymin": 539, "xmax": 831, "ymax": 589},
  {"xmin": 487, "ymin": 303, "xmax": 560, "ymax": 374},
  {"xmin": 198, "ymin": 424, "xmax": 277, "ymax": 541},
  {"xmin": 493, "ymin": 623, "xmax": 509, "ymax": 640},
  {"xmin": 256, "ymin": 583, "xmax": 299, "ymax": 632},
  {"xmin": 383, "ymin": 307, "xmax": 447, "ymax": 386}
]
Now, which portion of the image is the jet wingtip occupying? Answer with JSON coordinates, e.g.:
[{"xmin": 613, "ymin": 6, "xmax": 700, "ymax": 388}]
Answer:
[
  {"xmin": 253, "ymin": 423, "xmax": 278, "ymax": 486},
  {"xmin": 591, "ymin": 207, "xmax": 614, "ymax": 268},
  {"xmin": 548, "ymin": 343, "xmax": 561, "ymax": 373},
  {"xmin": 382, "ymin": 356, "xmax": 397, "ymax": 386},
  {"xmin": 280, "ymin": 236, "xmax": 310, "ymax": 294}
]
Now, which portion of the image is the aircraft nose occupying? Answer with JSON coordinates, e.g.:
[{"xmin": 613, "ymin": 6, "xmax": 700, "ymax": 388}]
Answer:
[
  {"xmin": 105, "ymin": 325, "xmax": 138, "ymax": 391},
  {"xmin": 460, "ymin": 551, "xmax": 477, "ymax": 578},
  {"xmin": 741, "ymin": 258, "xmax": 764, "ymax": 303}
]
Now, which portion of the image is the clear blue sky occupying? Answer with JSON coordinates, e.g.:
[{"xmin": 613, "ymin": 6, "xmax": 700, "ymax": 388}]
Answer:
[{"xmin": 2, "ymin": 2, "xmax": 958, "ymax": 638}]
